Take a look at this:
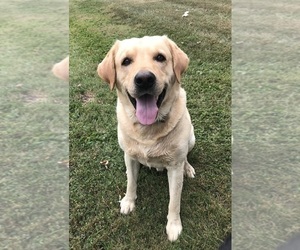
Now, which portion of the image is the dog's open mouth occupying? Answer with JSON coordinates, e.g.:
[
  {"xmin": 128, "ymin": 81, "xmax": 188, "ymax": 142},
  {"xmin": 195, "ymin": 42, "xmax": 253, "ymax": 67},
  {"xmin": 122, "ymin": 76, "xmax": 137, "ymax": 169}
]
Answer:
[{"xmin": 127, "ymin": 87, "xmax": 167, "ymax": 125}]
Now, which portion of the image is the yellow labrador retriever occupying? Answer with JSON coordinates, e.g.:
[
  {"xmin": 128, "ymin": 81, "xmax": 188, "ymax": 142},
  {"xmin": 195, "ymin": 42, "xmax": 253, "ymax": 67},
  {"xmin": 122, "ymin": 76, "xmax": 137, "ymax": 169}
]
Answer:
[{"xmin": 97, "ymin": 35, "xmax": 195, "ymax": 241}]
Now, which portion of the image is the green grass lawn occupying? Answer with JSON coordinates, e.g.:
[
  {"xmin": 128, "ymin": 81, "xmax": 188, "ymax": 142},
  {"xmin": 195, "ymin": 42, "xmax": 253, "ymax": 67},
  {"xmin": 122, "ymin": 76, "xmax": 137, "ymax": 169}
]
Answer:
[
  {"xmin": 70, "ymin": 0, "xmax": 231, "ymax": 249},
  {"xmin": 0, "ymin": 0, "xmax": 68, "ymax": 249},
  {"xmin": 233, "ymin": 1, "xmax": 300, "ymax": 249}
]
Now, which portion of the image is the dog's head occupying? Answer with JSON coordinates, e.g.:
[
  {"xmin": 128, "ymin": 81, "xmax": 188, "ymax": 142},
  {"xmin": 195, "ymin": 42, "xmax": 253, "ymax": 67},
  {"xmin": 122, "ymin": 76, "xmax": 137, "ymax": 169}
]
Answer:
[{"xmin": 97, "ymin": 35, "xmax": 189, "ymax": 125}]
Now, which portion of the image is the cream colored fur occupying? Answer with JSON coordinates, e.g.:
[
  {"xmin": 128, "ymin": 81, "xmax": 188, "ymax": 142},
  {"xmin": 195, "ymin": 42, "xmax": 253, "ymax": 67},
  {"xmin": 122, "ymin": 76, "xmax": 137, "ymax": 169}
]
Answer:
[
  {"xmin": 98, "ymin": 36, "xmax": 195, "ymax": 241},
  {"xmin": 52, "ymin": 56, "xmax": 69, "ymax": 81}
]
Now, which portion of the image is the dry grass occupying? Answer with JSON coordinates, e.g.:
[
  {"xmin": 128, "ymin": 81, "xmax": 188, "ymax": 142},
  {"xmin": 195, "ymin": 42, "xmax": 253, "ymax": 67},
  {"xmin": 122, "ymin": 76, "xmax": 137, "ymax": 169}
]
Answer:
[
  {"xmin": 233, "ymin": 0, "xmax": 300, "ymax": 249},
  {"xmin": 0, "ymin": 0, "xmax": 69, "ymax": 249}
]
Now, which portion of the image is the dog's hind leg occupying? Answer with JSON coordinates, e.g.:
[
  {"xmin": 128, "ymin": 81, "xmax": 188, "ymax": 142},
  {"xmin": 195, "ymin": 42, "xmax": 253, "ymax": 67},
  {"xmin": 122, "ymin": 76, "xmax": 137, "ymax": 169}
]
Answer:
[
  {"xmin": 184, "ymin": 160, "xmax": 195, "ymax": 178},
  {"xmin": 188, "ymin": 125, "xmax": 195, "ymax": 152}
]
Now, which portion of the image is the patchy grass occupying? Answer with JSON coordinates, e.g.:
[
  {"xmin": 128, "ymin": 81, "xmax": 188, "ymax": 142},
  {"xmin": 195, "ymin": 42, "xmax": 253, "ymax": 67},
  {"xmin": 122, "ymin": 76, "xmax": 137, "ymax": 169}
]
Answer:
[
  {"xmin": 0, "ymin": 0, "xmax": 68, "ymax": 249},
  {"xmin": 70, "ymin": 0, "xmax": 231, "ymax": 249},
  {"xmin": 233, "ymin": 0, "xmax": 300, "ymax": 249}
]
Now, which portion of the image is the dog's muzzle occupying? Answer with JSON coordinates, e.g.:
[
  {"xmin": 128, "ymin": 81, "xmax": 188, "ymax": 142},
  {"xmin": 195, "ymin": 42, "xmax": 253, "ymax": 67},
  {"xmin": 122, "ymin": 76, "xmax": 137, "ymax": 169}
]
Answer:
[{"xmin": 127, "ymin": 71, "xmax": 167, "ymax": 125}]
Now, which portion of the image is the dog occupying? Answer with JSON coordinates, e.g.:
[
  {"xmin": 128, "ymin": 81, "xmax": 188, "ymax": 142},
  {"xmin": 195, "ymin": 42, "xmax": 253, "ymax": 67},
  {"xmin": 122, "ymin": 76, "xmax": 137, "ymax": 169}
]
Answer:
[
  {"xmin": 52, "ymin": 56, "xmax": 69, "ymax": 81},
  {"xmin": 97, "ymin": 35, "xmax": 195, "ymax": 241}
]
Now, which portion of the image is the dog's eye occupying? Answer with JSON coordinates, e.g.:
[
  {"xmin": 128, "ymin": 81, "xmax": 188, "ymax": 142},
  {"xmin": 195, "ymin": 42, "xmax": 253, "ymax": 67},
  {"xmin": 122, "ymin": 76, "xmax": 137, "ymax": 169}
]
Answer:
[
  {"xmin": 122, "ymin": 57, "xmax": 132, "ymax": 66},
  {"xmin": 154, "ymin": 54, "xmax": 166, "ymax": 62}
]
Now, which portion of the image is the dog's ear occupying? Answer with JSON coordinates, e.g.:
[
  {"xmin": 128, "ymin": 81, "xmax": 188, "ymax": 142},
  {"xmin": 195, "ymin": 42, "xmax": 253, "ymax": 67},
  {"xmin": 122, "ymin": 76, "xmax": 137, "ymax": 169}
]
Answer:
[
  {"xmin": 97, "ymin": 41, "xmax": 120, "ymax": 90},
  {"xmin": 165, "ymin": 36, "xmax": 189, "ymax": 83},
  {"xmin": 52, "ymin": 56, "xmax": 69, "ymax": 81}
]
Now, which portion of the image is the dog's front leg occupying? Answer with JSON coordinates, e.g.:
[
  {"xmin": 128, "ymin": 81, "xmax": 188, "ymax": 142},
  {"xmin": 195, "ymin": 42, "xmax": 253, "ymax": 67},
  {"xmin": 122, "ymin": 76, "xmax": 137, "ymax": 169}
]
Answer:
[
  {"xmin": 120, "ymin": 153, "xmax": 140, "ymax": 214},
  {"xmin": 166, "ymin": 163, "xmax": 184, "ymax": 241}
]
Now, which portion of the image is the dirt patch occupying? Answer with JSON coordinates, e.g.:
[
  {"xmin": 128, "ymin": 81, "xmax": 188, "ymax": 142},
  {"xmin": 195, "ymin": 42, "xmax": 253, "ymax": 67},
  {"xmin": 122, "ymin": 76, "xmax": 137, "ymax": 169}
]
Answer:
[
  {"xmin": 21, "ymin": 91, "xmax": 48, "ymax": 104},
  {"xmin": 81, "ymin": 92, "xmax": 95, "ymax": 104}
]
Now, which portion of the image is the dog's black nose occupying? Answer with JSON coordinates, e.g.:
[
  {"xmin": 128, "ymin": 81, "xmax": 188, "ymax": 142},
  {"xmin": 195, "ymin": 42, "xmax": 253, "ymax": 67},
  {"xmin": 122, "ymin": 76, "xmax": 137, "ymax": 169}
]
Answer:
[{"xmin": 134, "ymin": 71, "xmax": 156, "ymax": 89}]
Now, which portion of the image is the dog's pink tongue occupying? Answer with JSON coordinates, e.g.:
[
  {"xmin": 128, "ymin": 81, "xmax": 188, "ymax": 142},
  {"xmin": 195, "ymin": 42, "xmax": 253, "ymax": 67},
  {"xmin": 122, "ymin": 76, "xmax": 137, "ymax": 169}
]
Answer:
[{"xmin": 136, "ymin": 95, "xmax": 158, "ymax": 125}]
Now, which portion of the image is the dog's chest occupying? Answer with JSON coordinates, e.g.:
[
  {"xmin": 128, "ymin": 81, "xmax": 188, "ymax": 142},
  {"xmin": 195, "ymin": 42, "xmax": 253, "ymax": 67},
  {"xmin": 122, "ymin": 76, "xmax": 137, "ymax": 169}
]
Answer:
[{"xmin": 123, "ymin": 137, "xmax": 178, "ymax": 168}]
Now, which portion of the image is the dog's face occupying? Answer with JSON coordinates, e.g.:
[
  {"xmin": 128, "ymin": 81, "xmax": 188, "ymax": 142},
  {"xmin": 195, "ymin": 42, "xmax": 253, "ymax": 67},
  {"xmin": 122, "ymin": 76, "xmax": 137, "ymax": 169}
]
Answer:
[{"xmin": 98, "ymin": 36, "xmax": 189, "ymax": 125}]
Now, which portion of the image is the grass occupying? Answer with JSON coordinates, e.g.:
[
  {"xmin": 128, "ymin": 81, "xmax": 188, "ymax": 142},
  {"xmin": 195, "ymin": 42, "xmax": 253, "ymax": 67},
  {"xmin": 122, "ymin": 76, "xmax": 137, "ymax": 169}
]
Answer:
[
  {"xmin": 233, "ymin": 0, "xmax": 300, "ymax": 249},
  {"xmin": 70, "ymin": 0, "xmax": 231, "ymax": 249},
  {"xmin": 0, "ymin": 0, "xmax": 69, "ymax": 249}
]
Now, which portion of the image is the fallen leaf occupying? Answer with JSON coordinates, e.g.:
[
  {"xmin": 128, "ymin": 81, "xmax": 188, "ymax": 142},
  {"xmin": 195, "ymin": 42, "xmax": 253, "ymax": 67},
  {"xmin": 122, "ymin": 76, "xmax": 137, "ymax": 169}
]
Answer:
[{"xmin": 182, "ymin": 11, "xmax": 189, "ymax": 17}]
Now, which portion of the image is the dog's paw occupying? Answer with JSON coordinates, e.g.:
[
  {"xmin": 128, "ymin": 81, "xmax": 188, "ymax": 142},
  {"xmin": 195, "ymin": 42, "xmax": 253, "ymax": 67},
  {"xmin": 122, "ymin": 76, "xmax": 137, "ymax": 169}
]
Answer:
[
  {"xmin": 184, "ymin": 162, "xmax": 195, "ymax": 178},
  {"xmin": 166, "ymin": 219, "xmax": 182, "ymax": 242},
  {"xmin": 120, "ymin": 197, "xmax": 135, "ymax": 214}
]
